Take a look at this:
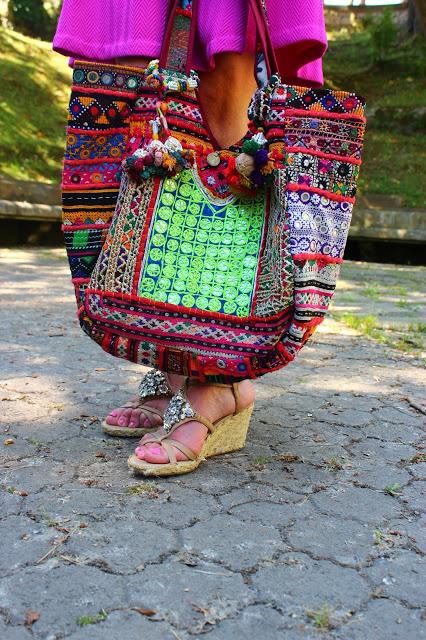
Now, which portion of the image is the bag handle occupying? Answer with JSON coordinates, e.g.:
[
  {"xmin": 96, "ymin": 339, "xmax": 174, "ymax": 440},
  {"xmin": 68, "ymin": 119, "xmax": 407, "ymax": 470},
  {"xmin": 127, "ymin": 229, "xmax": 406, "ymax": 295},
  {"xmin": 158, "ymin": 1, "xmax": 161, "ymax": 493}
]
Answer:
[
  {"xmin": 159, "ymin": 0, "xmax": 198, "ymax": 74},
  {"xmin": 249, "ymin": 0, "xmax": 279, "ymax": 78},
  {"xmin": 159, "ymin": 0, "xmax": 279, "ymax": 79}
]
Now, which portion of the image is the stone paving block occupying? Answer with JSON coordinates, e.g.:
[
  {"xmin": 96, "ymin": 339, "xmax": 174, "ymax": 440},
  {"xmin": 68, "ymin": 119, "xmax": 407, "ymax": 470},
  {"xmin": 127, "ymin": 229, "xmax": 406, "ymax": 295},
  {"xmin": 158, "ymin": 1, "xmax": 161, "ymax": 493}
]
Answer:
[
  {"xmin": 385, "ymin": 515, "xmax": 426, "ymax": 553},
  {"xmin": 204, "ymin": 604, "xmax": 295, "ymax": 640},
  {"xmin": 366, "ymin": 419, "xmax": 425, "ymax": 443},
  {"xmin": 67, "ymin": 610, "xmax": 176, "ymax": 640},
  {"xmin": 180, "ymin": 514, "xmax": 285, "ymax": 570},
  {"xmin": 372, "ymin": 406, "xmax": 422, "ymax": 427},
  {"xmin": 0, "ymin": 564, "xmax": 129, "ymax": 638},
  {"xmin": 229, "ymin": 499, "xmax": 308, "ymax": 528},
  {"xmin": 347, "ymin": 460, "xmax": 412, "ymax": 491},
  {"xmin": 0, "ymin": 619, "xmax": 32, "ymax": 640},
  {"xmin": 405, "ymin": 460, "xmax": 426, "ymax": 479},
  {"xmin": 125, "ymin": 560, "xmax": 252, "ymax": 632},
  {"xmin": 168, "ymin": 460, "xmax": 250, "ymax": 494},
  {"xmin": 363, "ymin": 551, "xmax": 426, "ymax": 608},
  {"xmin": 399, "ymin": 479, "xmax": 426, "ymax": 514},
  {"xmin": 123, "ymin": 485, "xmax": 219, "ymax": 528},
  {"xmin": 0, "ymin": 515, "xmax": 57, "ymax": 575},
  {"xmin": 65, "ymin": 516, "xmax": 178, "ymax": 573},
  {"xmin": 286, "ymin": 512, "xmax": 376, "ymax": 567},
  {"xmin": 349, "ymin": 438, "xmax": 417, "ymax": 463},
  {"xmin": 0, "ymin": 490, "xmax": 25, "ymax": 518},
  {"xmin": 218, "ymin": 485, "xmax": 304, "ymax": 510},
  {"xmin": 250, "ymin": 461, "xmax": 338, "ymax": 494},
  {"xmin": 252, "ymin": 552, "xmax": 370, "ymax": 618},
  {"xmin": 3, "ymin": 461, "xmax": 74, "ymax": 493},
  {"xmin": 22, "ymin": 484, "xmax": 121, "ymax": 522},
  {"xmin": 337, "ymin": 599, "xmax": 426, "ymax": 640},
  {"xmin": 309, "ymin": 485, "xmax": 402, "ymax": 524}
]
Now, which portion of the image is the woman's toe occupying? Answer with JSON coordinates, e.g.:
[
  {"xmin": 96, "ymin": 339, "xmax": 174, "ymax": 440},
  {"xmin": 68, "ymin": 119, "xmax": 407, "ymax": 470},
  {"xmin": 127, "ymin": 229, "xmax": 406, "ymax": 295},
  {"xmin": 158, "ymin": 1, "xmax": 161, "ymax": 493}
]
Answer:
[
  {"xmin": 105, "ymin": 408, "xmax": 123, "ymax": 425},
  {"xmin": 135, "ymin": 445, "xmax": 146, "ymax": 459},
  {"xmin": 143, "ymin": 444, "xmax": 170, "ymax": 464},
  {"xmin": 129, "ymin": 408, "xmax": 144, "ymax": 428},
  {"xmin": 118, "ymin": 408, "xmax": 133, "ymax": 427}
]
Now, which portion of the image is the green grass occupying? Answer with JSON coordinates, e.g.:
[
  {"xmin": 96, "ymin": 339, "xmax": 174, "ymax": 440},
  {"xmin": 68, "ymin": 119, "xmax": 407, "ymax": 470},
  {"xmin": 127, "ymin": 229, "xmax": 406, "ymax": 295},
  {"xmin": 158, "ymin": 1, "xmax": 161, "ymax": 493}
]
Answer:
[
  {"xmin": 357, "ymin": 130, "xmax": 426, "ymax": 208},
  {"xmin": 323, "ymin": 33, "xmax": 426, "ymax": 208},
  {"xmin": 335, "ymin": 312, "xmax": 425, "ymax": 356},
  {"xmin": 0, "ymin": 26, "xmax": 71, "ymax": 183},
  {"xmin": 76, "ymin": 611, "xmax": 108, "ymax": 627},
  {"xmin": 0, "ymin": 25, "xmax": 425, "ymax": 207},
  {"xmin": 306, "ymin": 603, "xmax": 333, "ymax": 630},
  {"xmin": 384, "ymin": 483, "xmax": 402, "ymax": 496}
]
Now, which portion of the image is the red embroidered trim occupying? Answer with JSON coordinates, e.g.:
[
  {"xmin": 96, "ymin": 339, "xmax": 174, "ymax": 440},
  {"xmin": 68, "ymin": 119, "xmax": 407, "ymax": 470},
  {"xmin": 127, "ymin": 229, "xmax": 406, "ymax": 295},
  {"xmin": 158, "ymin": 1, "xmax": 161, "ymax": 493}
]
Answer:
[
  {"xmin": 287, "ymin": 184, "xmax": 356, "ymax": 204},
  {"xmin": 64, "ymin": 157, "xmax": 122, "ymax": 166},
  {"xmin": 67, "ymin": 127, "xmax": 128, "ymax": 135},
  {"xmin": 85, "ymin": 287, "xmax": 295, "ymax": 325},
  {"xmin": 292, "ymin": 252, "xmax": 344, "ymax": 264},
  {"xmin": 283, "ymin": 108, "xmax": 366, "ymax": 123},
  {"xmin": 61, "ymin": 182, "xmax": 121, "ymax": 190},
  {"xmin": 62, "ymin": 223, "xmax": 110, "ymax": 231},
  {"xmin": 285, "ymin": 147, "xmax": 362, "ymax": 166}
]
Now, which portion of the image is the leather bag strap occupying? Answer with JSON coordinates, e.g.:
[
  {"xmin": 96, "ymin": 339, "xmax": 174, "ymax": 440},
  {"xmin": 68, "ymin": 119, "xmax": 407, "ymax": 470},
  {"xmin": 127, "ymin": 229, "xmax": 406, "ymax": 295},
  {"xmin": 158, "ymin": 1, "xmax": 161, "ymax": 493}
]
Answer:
[
  {"xmin": 159, "ymin": 0, "xmax": 279, "ymax": 78},
  {"xmin": 249, "ymin": 0, "xmax": 279, "ymax": 77},
  {"xmin": 159, "ymin": 0, "xmax": 198, "ymax": 74}
]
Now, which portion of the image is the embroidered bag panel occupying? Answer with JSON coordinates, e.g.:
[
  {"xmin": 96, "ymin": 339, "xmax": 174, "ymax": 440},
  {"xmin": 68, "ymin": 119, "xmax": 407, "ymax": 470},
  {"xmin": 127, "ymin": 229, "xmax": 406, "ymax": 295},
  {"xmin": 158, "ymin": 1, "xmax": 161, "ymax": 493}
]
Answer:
[{"xmin": 61, "ymin": 0, "xmax": 366, "ymax": 381}]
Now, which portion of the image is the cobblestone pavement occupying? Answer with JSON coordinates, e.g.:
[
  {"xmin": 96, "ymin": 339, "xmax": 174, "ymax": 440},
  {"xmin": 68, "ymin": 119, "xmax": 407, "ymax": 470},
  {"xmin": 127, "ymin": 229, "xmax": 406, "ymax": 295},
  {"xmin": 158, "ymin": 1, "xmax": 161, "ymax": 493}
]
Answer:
[{"xmin": 1, "ymin": 249, "xmax": 425, "ymax": 640}]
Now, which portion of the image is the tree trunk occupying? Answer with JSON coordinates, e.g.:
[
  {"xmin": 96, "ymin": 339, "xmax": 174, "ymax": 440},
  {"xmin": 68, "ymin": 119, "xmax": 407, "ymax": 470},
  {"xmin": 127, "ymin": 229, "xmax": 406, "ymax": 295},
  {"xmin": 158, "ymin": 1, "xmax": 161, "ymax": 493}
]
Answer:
[{"xmin": 409, "ymin": 0, "xmax": 426, "ymax": 33}]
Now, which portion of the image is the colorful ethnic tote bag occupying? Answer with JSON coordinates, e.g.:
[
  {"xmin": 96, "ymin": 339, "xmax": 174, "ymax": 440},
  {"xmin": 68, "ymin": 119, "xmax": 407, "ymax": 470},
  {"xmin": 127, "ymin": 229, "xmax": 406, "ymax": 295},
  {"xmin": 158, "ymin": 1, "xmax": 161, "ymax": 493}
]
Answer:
[{"xmin": 61, "ymin": 0, "xmax": 366, "ymax": 382}]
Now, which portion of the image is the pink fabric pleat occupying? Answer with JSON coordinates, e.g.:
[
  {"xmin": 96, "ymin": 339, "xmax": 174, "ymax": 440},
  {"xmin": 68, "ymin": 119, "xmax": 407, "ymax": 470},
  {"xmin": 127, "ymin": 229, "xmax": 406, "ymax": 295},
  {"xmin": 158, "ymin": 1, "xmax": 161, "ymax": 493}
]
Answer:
[{"xmin": 52, "ymin": 0, "xmax": 327, "ymax": 86}]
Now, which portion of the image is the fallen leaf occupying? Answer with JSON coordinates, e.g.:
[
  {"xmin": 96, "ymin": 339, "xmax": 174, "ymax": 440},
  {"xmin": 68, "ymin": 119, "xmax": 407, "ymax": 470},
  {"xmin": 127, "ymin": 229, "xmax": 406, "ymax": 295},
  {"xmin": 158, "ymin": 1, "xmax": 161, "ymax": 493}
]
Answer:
[
  {"xmin": 132, "ymin": 607, "xmax": 156, "ymax": 617},
  {"xmin": 25, "ymin": 611, "xmax": 40, "ymax": 626}
]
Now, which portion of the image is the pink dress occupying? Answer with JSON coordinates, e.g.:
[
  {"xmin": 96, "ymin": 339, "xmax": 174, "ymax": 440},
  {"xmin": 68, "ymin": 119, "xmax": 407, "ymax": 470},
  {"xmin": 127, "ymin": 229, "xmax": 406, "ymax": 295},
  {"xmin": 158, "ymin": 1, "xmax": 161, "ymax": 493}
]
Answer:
[{"xmin": 52, "ymin": 0, "xmax": 327, "ymax": 87}]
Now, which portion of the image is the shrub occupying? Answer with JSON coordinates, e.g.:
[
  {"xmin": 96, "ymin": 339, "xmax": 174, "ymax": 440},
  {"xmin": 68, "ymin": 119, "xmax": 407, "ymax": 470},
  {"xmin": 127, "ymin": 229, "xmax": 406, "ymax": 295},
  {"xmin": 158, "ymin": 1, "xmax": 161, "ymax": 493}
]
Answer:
[{"xmin": 8, "ymin": 0, "xmax": 60, "ymax": 40}]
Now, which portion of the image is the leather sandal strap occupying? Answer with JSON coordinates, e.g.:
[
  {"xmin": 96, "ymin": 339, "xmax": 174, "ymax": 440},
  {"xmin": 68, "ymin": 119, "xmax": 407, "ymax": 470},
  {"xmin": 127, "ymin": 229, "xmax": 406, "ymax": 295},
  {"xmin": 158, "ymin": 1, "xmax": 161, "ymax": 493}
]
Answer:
[
  {"xmin": 118, "ymin": 402, "xmax": 162, "ymax": 415},
  {"xmin": 166, "ymin": 438, "xmax": 198, "ymax": 461},
  {"xmin": 160, "ymin": 438, "xmax": 177, "ymax": 464},
  {"xmin": 232, "ymin": 382, "xmax": 243, "ymax": 415}
]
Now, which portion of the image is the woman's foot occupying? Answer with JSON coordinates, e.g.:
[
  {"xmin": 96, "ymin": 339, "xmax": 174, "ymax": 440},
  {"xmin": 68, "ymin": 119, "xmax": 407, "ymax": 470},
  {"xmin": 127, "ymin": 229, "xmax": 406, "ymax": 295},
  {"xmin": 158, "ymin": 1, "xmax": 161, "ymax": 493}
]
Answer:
[
  {"xmin": 134, "ymin": 379, "xmax": 255, "ymax": 463},
  {"xmin": 105, "ymin": 373, "xmax": 185, "ymax": 430}
]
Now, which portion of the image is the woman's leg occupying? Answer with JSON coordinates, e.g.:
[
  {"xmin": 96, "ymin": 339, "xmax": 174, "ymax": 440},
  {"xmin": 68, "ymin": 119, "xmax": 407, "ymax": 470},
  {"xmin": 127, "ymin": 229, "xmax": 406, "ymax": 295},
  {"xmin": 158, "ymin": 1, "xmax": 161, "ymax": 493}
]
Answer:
[
  {"xmin": 198, "ymin": 51, "xmax": 257, "ymax": 148},
  {"xmin": 107, "ymin": 52, "xmax": 257, "ymax": 438}
]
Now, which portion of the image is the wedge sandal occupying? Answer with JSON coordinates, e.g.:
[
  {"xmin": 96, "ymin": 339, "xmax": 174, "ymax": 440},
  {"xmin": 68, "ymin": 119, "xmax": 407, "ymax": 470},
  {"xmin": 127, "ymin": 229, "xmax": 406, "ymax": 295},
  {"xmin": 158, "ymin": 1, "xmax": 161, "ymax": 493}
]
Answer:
[
  {"xmin": 102, "ymin": 369, "xmax": 173, "ymax": 437},
  {"xmin": 127, "ymin": 380, "xmax": 254, "ymax": 476}
]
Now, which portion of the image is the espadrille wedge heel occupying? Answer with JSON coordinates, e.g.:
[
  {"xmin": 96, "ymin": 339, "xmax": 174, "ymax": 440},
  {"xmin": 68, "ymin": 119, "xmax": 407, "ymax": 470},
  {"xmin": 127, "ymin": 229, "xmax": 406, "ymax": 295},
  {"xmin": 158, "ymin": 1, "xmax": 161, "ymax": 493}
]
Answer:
[
  {"xmin": 127, "ymin": 380, "xmax": 254, "ymax": 477},
  {"xmin": 103, "ymin": 370, "xmax": 174, "ymax": 437}
]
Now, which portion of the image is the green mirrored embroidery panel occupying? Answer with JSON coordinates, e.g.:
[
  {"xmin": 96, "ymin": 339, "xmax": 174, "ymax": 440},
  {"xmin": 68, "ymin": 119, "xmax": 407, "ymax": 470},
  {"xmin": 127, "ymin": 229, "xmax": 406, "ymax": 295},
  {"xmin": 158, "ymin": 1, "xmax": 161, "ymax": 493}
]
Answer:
[{"xmin": 138, "ymin": 170, "xmax": 266, "ymax": 317}]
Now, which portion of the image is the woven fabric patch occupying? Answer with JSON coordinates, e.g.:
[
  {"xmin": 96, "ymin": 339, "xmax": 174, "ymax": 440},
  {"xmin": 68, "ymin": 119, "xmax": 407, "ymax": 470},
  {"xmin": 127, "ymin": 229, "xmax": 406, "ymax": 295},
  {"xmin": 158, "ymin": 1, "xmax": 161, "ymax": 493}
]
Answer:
[
  {"xmin": 138, "ymin": 170, "xmax": 265, "ymax": 316},
  {"xmin": 287, "ymin": 190, "xmax": 353, "ymax": 261},
  {"xmin": 286, "ymin": 151, "xmax": 359, "ymax": 198}
]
